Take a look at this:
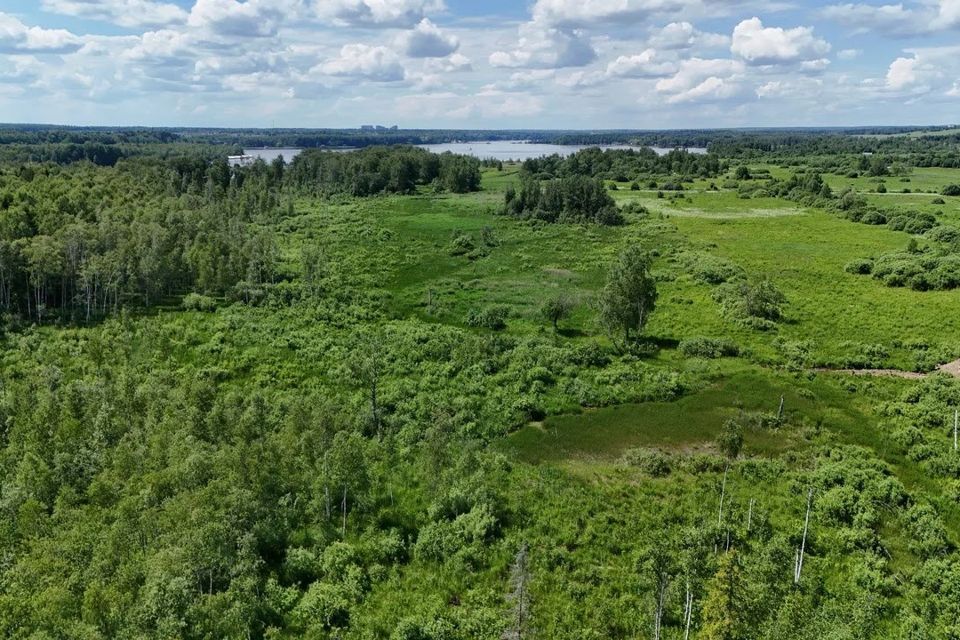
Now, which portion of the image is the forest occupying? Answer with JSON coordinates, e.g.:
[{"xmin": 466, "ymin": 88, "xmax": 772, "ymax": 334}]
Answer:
[{"xmin": 3, "ymin": 127, "xmax": 960, "ymax": 639}]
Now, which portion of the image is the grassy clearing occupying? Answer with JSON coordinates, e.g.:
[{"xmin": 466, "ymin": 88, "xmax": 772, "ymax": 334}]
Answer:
[
  {"xmin": 666, "ymin": 207, "xmax": 960, "ymax": 366},
  {"xmin": 505, "ymin": 367, "xmax": 878, "ymax": 463},
  {"xmin": 823, "ymin": 167, "xmax": 960, "ymax": 194}
]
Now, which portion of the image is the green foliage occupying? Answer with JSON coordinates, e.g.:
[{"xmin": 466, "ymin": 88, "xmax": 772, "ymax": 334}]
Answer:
[
  {"xmin": 680, "ymin": 251, "xmax": 745, "ymax": 285},
  {"xmin": 597, "ymin": 246, "xmax": 658, "ymax": 343},
  {"xmin": 844, "ymin": 258, "xmax": 874, "ymax": 275},
  {"xmin": 287, "ymin": 146, "xmax": 480, "ymax": 197},
  {"xmin": 465, "ymin": 305, "xmax": 509, "ymax": 330},
  {"xmin": 6, "ymin": 132, "xmax": 960, "ymax": 639},
  {"xmin": 182, "ymin": 292, "xmax": 218, "ymax": 312},
  {"xmin": 679, "ymin": 337, "xmax": 740, "ymax": 358},
  {"xmin": 713, "ymin": 279, "xmax": 787, "ymax": 330},
  {"xmin": 539, "ymin": 294, "xmax": 574, "ymax": 330},
  {"xmin": 717, "ymin": 419, "xmax": 744, "ymax": 459},
  {"xmin": 620, "ymin": 447, "xmax": 672, "ymax": 476},
  {"xmin": 503, "ymin": 174, "xmax": 622, "ymax": 225}
]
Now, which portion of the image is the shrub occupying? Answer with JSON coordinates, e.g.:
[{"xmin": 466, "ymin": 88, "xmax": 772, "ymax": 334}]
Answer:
[
  {"xmin": 447, "ymin": 232, "xmax": 474, "ymax": 256},
  {"xmin": 620, "ymin": 201, "xmax": 648, "ymax": 217},
  {"xmin": 630, "ymin": 181, "xmax": 641, "ymax": 191},
  {"xmin": 182, "ymin": 293, "xmax": 218, "ymax": 312},
  {"xmin": 859, "ymin": 211, "xmax": 886, "ymax": 225},
  {"xmin": 932, "ymin": 197, "xmax": 946, "ymax": 205},
  {"xmin": 594, "ymin": 206, "xmax": 626, "ymax": 226},
  {"xmin": 620, "ymin": 447, "xmax": 671, "ymax": 476},
  {"xmin": 941, "ymin": 185, "xmax": 960, "ymax": 196},
  {"xmin": 679, "ymin": 337, "xmax": 740, "ymax": 358},
  {"xmin": 926, "ymin": 225, "xmax": 960, "ymax": 244},
  {"xmin": 844, "ymin": 258, "xmax": 874, "ymax": 275},
  {"xmin": 681, "ymin": 252, "xmax": 744, "ymax": 285},
  {"xmin": 414, "ymin": 504, "xmax": 499, "ymax": 562},
  {"xmin": 713, "ymin": 279, "xmax": 787, "ymax": 329},
  {"xmin": 466, "ymin": 305, "xmax": 508, "ymax": 330}
]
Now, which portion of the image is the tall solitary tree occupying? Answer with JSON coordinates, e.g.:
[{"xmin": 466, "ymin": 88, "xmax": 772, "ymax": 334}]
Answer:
[{"xmin": 598, "ymin": 246, "xmax": 658, "ymax": 345}]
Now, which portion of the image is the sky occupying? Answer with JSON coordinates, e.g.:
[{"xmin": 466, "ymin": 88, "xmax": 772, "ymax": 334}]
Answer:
[{"xmin": 0, "ymin": 0, "xmax": 959, "ymax": 129}]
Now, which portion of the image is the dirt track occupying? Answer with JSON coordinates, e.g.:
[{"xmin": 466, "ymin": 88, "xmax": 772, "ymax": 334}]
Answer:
[{"xmin": 815, "ymin": 359, "xmax": 960, "ymax": 380}]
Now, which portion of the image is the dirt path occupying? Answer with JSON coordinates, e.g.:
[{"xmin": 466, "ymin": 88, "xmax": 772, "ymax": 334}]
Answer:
[{"xmin": 815, "ymin": 359, "xmax": 960, "ymax": 380}]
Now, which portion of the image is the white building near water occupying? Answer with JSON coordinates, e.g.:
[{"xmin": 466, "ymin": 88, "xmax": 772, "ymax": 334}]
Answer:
[{"xmin": 228, "ymin": 154, "xmax": 255, "ymax": 167}]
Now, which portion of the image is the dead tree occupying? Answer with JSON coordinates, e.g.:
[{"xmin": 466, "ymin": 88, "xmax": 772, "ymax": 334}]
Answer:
[
  {"xmin": 794, "ymin": 487, "xmax": 814, "ymax": 584},
  {"xmin": 503, "ymin": 543, "xmax": 532, "ymax": 640},
  {"xmin": 717, "ymin": 465, "xmax": 729, "ymax": 528}
]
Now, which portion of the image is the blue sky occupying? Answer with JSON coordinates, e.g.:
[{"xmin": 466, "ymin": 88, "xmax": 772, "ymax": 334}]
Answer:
[{"xmin": 1, "ymin": 0, "xmax": 959, "ymax": 128}]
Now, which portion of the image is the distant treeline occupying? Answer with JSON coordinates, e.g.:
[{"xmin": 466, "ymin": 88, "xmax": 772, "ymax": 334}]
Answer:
[
  {"xmin": 6, "ymin": 125, "xmax": 960, "ymax": 170},
  {"xmin": 522, "ymin": 147, "xmax": 724, "ymax": 180}
]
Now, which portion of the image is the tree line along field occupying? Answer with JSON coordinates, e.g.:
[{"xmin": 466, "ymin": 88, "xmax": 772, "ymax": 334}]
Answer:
[{"xmin": 3, "ymin": 134, "xmax": 960, "ymax": 638}]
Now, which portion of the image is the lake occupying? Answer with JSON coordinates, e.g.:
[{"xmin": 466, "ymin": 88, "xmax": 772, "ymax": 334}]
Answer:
[{"xmin": 245, "ymin": 141, "xmax": 707, "ymax": 163}]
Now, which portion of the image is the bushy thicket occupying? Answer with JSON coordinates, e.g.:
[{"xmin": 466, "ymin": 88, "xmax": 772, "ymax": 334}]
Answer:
[
  {"xmin": 503, "ymin": 173, "xmax": 623, "ymax": 225},
  {"xmin": 286, "ymin": 146, "xmax": 480, "ymax": 196}
]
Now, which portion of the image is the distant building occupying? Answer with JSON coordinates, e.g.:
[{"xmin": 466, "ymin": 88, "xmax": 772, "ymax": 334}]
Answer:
[{"xmin": 228, "ymin": 154, "xmax": 255, "ymax": 167}]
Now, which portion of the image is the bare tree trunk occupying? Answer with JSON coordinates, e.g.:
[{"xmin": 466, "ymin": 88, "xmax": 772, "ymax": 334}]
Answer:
[
  {"xmin": 654, "ymin": 579, "xmax": 668, "ymax": 640},
  {"xmin": 683, "ymin": 580, "xmax": 693, "ymax": 640},
  {"xmin": 794, "ymin": 487, "xmax": 814, "ymax": 584},
  {"xmin": 341, "ymin": 485, "xmax": 347, "ymax": 537},
  {"xmin": 717, "ymin": 464, "xmax": 729, "ymax": 528},
  {"xmin": 777, "ymin": 395, "xmax": 785, "ymax": 422},
  {"xmin": 747, "ymin": 498, "xmax": 755, "ymax": 533}
]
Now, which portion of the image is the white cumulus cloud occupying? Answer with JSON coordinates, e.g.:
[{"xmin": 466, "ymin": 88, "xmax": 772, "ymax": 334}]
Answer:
[
  {"xmin": 319, "ymin": 43, "xmax": 406, "ymax": 81},
  {"xmin": 532, "ymin": 0, "xmax": 689, "ymax": 27},
  {"xmin": 648, "ymin": 21, "xmax": 729, "ymax": 49},
  {"xmin": 0, "ymin": 12, "xmax": 84, "ymax": 54},
  {"xmin": 606, "ymin": 49, "xmax": 676, "ymax": 78},
  {"xmin": 489, "ymin": 23, "xmax": 596, "ymax": 69},
  {"xmin": 398, "ymin": 18, "xmax": 459, "ymax": 58},
  {"xmin": 40, "ymin": 0, "xmax": 187, "ymax": 29},
  {"xmin": 731, "ymin": 17, "xmax": 831, "ymax": 66},
  {"xmin": 655, "ymin": 57, "xmax": 745, "ymax": 103},
  {"xmin": 316, "ymin": 0, "xmax": 446, "ymax": 27}
]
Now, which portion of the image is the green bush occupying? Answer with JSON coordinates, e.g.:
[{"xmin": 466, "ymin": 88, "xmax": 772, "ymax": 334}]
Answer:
[
  {"xmin": 447, "ymin": 232, "xmax": 475, "ymax": 256},
  {"xmin": 844, "ymin": 258, "xmax": 874, "ymax": 275},
  {"xmin": 620, "ymin": 447, "xmax": 672, "ymax": 476},
  {"xmin": 465, "ymin": 305, "xmax": 508, "ymax": 330},
  {"xmin": 713, "ymin": 279, "xmax": 787, "ymax": 329},
  {"xmin": 679, "ymin": 337, "xmax": 740, "ymax": 358},
  {"xmin": 182, "ymin": 293, "xmax": 218, "ymax": 312},
  {"xmin": 680, "ymin": 252, "xmax": 744, "ymax": 285}
]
